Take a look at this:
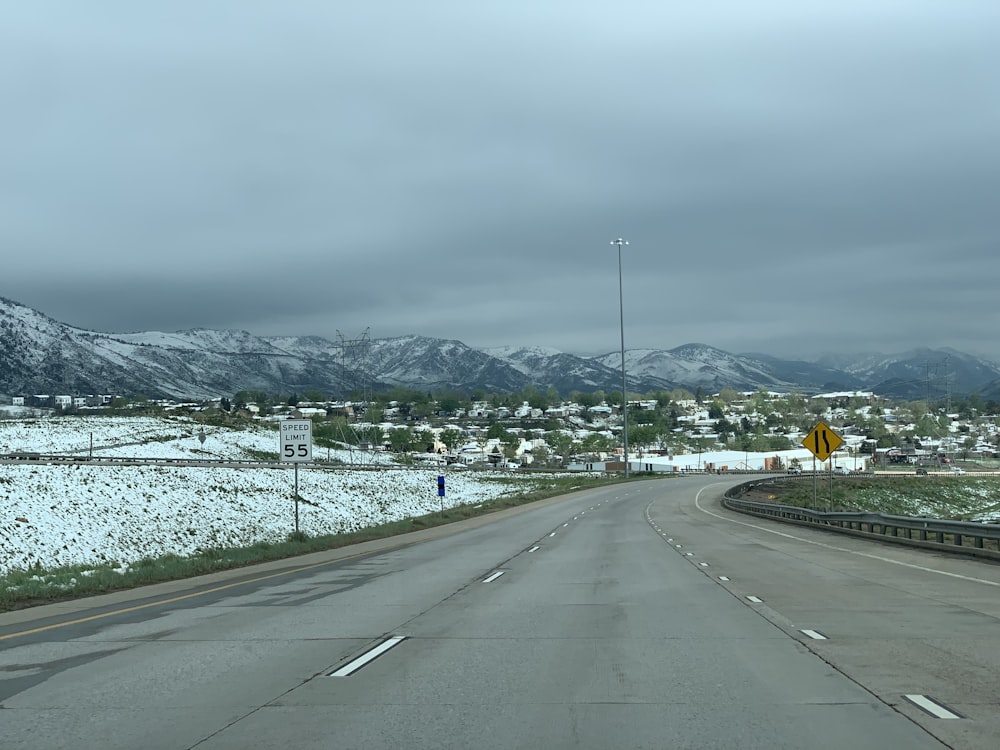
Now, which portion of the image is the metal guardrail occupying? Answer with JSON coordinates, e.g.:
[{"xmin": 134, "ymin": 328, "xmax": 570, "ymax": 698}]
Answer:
[
  {"xmin": 722, "ymin": 483, "xmax": 1000, "ymax": 561},
  {"xmin": 1, "ymin": 453, "xmax": 285, "ymax": 468},
  {"xmin": 0, "ymin": 453, "xmax": 514, "ymax": 472}
]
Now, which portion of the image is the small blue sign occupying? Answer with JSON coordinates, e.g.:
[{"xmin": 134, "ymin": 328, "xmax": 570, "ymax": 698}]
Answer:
[{"xmin": 437, "ymin": 475, "xmax": 445, "ymax": 497}]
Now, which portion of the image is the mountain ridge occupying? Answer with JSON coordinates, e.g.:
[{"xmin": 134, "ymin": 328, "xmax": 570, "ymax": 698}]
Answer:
[{"xmin": 2, "ymin": 296, "xmax": 999, "ymax": 400}]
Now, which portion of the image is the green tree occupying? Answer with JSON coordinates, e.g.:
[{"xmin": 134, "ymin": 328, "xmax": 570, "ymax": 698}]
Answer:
[
  {"xmin": 387, "ymin": 427, "xmax": 415, "ymax": 453},
  {"xmin": 439, "ymin": 428, "xmax": 462, "ymax": 452},
  {"xmin": 582, "ymin": 432, "xmax": 618, "ymax": 453},
  {"xmin": 527, "ymin": 389, "xmax": 550, "ymax": 411},
  {"xmin": 436, "ymin": 391, "xmax": 467, "ymax": 416},
  {"xmin": 652, "ymin": 391, "xmax": 673, "ymax": 408},
  {"xmin": 718, "ymin": 387, "xmax": 741, "ymax": 404},
  {"xmin": 409, "ymin": 400, "xmax": 434, "ymax": 420},
  {"xmin": 531, "ymin": 445, "xmax": 552, "ymax": 466},
  {"xmin": 629, "ymin": 424, "xmax": 658, "ymax": 452},
  {"xmin": 808, "ymin": 397, "xmax": 828, "ymax": 417},
  {"xmin": 546, "ymin": 431, "xmax": 576, "ymax": 460},
  {"xmin": 414, "ymin": 428, "xmax": 436, "ymax": 452},
  {"xmin": 767, "ymin": 435, "xmax": 792, "ymax": 451},
  {"xmin": 487, "ymin": 422, "xmax": 510, "ymax": 442},
  {"xmin": 631, "ymin": 403, "xmax": 655, "ymax": 425},
  {"xmin": 749, "ymin": 388, "xmax": 772, "ymax": 415},
  {"xmin": 708, "ymin": 400, "xmax": 725, "ymax": 420}
]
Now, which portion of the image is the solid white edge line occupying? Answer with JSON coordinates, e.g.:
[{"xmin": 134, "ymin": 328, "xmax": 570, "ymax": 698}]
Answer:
[
  {"xmin": 801, "ymin": 629, "xmax": 827, "ymax": 640},
  {"xmin": 694, "ymin": 486, "xmax": 1000, "ymax": 588},
  {"xmin": 483, "ymin": 571, "xmax": 505, "ymax": 583},
  {"xmin": 329, "ymin": 636, "xmax": 406, "ymax": 677},
  {"xmin": 903, "ymin": 694, "xmax": 962, "ymax": 719}
]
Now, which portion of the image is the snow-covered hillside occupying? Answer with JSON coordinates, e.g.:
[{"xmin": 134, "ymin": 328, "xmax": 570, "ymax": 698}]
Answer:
[{"xmin": 0, "ymin": 416, "xmax": 557, "ymax": 575}]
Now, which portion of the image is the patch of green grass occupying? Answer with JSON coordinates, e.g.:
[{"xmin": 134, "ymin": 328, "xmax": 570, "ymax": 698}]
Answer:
[{"xmin": 0, "ymin": 474, "xmax": 617, "ymax": 612}]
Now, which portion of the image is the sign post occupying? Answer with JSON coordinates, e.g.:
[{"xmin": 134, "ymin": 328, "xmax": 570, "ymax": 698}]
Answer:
[
  {"xmin": 280, "ymin": 419, "xmax": 313, "ymax": 534},
  {"xmin": 802, "ymin": 420, "xmax": 843, "ymax": 512}
]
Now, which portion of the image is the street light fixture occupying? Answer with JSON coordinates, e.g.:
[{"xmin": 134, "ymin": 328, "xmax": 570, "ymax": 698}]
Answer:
[{"xmin": 610, "ymin": 238, "xmax": 629, "ymax": 478}]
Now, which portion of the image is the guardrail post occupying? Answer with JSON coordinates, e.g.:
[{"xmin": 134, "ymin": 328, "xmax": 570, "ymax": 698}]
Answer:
[{"xmin": 724, "ymin": 481, "xmax": 1000, "ymax": 560}]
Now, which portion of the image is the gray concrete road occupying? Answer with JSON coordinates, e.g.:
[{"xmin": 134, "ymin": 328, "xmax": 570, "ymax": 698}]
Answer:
[{"xmin": 2, "ymin": 477, "xmax": 983, "ymax": 748}]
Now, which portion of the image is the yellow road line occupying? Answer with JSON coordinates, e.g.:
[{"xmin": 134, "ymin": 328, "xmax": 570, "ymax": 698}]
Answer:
[
  {"xmin": 0, "ymin": 550, "xmax": 372, "ymax": 642},
  {"xmin": 2, "ymin": 480, "xmax": 611, "ymax": 642}
]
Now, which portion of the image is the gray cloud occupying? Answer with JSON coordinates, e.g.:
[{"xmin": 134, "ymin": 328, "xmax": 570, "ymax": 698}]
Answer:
[{"xmin": 3, "ymin": 2, "xmax": 1000, "ymax": 363}]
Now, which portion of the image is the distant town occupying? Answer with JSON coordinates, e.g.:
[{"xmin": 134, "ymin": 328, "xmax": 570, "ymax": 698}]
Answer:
[{"xmin": 6, "ymin": 385, "xmax": 999, "ymax": 474}]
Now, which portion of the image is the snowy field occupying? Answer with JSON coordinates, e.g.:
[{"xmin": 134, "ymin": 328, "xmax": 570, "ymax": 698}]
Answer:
[{"xmin": 0, "ymin": 415, "xmax": 554, "ymax": 575}]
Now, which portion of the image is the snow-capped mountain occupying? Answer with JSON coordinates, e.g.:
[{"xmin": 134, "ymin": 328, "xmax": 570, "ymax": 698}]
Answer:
[
  {"xmin": 590, "ymin": 344, "xmax": 793, "ymax": 392},
  {"xmin": 370, "ymin": 336, "xmax": 530, "ymax": 392},
  {"xmin": 483, "ymin": 345, "xmax": 668, "ymax": 394},
  {"xmin": 815, "ymin": 348, "xmax": 1000, "ymax": 400},
  {"xmin": 0, "ymin": 297, "xmax": 353, "ymax": 400},
  {"xmin": 3, "ymin": 296, "xmax": 1000, "ymax": 400}
]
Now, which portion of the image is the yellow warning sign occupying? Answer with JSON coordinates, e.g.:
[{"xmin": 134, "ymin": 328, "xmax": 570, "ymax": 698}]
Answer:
[{"xmin": 802, "ymin": 420, "xmax": 843, "ymax": 462}]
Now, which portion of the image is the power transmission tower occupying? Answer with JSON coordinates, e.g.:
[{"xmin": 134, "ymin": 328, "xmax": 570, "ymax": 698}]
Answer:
[
  {"xmin": 336, "ymin": 328, "xmax": 372, "ymax": 404},
  {"xmin": 334, "ymin": 328, "xmax": 378, "ymax": 465},
  {"xmin": 922, "ymin": 356, "xmax": 952, "ymax": 407}
]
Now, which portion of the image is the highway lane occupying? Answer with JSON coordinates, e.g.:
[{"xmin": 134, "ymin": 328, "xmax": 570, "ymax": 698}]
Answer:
[
  {"xmin": 652, "ymin": 479, "xmax": 1000, "ymax": 749},
  {"xmin": 0, "ymin": 478, "xmax": 957, "ymax": 749}
]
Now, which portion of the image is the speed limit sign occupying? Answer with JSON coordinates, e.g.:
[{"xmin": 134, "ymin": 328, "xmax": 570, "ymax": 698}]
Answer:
[{"xmin": 280, "ymin": 419, "xmax": 313, "ymax": 462}]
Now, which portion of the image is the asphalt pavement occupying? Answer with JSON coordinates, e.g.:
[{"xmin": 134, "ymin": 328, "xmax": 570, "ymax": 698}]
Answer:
[{"xmin": 3, "ymin": 477, "xmax": 995, "ymax": 748}]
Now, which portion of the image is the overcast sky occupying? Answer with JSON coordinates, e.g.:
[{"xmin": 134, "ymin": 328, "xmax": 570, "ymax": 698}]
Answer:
[{"xmin": 3, "ymin": 2, "xmax": 999, "ymax": 361}]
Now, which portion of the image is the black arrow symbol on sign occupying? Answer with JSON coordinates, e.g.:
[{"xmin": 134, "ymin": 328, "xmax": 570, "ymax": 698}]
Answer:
[{"xmin": 813, "ymin": 430, "xmax": 831, "ymax": 455}]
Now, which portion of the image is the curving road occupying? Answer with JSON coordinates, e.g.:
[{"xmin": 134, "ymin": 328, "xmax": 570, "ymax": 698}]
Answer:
[{"xmin": 2, "ymin": 477, "xmax": 997, "ymax": 748}]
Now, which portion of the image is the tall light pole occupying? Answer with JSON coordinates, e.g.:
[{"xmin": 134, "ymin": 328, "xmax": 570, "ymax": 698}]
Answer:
[{"xmin": 610, "ymin": 238, "xmax": 629, "ymax": 478}]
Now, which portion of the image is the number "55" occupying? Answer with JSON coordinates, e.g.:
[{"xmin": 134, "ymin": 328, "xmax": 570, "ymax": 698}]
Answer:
[{"xmin": 283, "ymin": 444, "xmax": 309, "ymax": 458}]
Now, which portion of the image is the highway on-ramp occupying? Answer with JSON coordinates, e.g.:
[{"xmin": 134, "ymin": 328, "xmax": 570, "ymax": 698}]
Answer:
[{"xmin": 2, "ymin": 477, "xmax": 997, "ymax": 749}]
